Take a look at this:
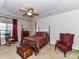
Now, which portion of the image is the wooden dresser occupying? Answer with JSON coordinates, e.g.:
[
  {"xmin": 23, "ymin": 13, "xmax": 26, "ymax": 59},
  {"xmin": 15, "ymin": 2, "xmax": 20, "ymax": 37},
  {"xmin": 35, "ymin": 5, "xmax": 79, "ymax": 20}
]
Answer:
[
  {"xmin": 21, "ymin": 31, "xmax": 29, "ymax": 43},
  {"xmin": 23, "ymin": 31, "xmax": 29, "ymax": 37}
]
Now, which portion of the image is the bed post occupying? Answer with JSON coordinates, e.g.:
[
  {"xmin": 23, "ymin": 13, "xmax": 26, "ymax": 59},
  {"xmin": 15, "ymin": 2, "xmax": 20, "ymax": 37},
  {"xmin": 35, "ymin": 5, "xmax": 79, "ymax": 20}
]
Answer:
[
  {"xmin": 48, "ymin": 25, "xmax": 50, "ymax": 42},
  {"xmin": 38, "ymin": 26, "xmax": 39, "ymax": 32},
  {"xmin": 35, "ymin": 21, "xmax": 37, "ymax": 33}
]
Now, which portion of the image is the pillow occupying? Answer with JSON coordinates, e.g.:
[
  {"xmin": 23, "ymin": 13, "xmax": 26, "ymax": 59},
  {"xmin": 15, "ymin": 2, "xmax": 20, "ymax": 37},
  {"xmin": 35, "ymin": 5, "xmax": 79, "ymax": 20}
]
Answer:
[{"xmin": 36, "ymin": 32, "xmax": 44, "ymax": 36}]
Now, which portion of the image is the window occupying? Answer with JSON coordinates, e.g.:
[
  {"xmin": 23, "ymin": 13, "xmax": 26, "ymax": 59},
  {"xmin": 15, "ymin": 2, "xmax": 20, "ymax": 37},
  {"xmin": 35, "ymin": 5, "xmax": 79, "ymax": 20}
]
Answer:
[{"xmin": 0, "ymin": 23, "xmax": 13, "ymax": 37}]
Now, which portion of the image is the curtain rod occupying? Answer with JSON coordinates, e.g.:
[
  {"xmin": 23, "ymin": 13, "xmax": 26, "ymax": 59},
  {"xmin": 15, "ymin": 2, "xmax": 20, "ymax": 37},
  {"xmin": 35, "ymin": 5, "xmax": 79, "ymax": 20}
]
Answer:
[
  {"xmin": 0, "ymin": 15, "xmax": 23, "ymax": 20},
  {"xmin": 0, "ymin": 15, "xmax": 13, "ymax": 19}
]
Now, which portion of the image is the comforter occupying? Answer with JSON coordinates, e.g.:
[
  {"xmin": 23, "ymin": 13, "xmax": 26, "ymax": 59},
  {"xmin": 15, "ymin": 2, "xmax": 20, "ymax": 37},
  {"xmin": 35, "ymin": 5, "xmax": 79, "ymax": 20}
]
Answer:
[{"xmin": 23, "ymin": 32, "xmax": 50, "ymax": 51}]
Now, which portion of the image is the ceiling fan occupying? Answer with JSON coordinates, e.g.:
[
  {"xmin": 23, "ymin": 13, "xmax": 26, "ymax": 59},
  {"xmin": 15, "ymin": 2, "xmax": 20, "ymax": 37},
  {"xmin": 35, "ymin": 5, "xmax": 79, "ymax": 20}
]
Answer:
[{"xmin": 19, "ymin": 8, "xmax": 39, "ymax": 18}]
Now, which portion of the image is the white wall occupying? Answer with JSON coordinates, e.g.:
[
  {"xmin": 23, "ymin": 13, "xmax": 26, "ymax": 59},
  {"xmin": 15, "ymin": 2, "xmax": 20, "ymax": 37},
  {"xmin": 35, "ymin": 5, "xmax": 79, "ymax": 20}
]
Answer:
[
  {"xmin": 18, "ymin": 19, "xmax": 30, "ymax": 41},
  {"xmin": 36, "ymin": 9, "xmax": 79, "ymax": 49},
  {"xmin": 28, "ymin": 20, "xmax": 35, "ymax": 36}
]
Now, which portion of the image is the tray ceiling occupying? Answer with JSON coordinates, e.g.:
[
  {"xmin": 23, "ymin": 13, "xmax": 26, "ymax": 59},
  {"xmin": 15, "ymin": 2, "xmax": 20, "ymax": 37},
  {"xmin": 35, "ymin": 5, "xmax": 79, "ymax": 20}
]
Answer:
[{"xmin": 0, "ymin": 0, "xmax": 79, "ymax": 19}]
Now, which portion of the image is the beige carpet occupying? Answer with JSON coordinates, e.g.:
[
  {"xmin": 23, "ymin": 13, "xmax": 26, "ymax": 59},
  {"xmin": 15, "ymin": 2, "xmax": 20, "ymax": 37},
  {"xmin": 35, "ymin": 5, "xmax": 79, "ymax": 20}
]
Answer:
[{"xmin": 0, "ymin": 44, "xmax": 77, "ymax": 59}]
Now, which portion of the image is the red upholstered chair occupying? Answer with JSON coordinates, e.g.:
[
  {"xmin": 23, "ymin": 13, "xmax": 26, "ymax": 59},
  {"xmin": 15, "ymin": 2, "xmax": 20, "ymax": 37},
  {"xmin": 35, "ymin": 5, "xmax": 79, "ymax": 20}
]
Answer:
[{"xmin": 55, "ymin": 33, "xmax": 74, "ymax": 57}]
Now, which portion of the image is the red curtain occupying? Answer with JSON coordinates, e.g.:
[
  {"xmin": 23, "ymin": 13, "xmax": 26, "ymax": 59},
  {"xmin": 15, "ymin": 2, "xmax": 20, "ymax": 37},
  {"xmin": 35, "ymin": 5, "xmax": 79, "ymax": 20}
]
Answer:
[{"xmin": 12, "ymin": 19, "xmax": 18, "ymax": 42}]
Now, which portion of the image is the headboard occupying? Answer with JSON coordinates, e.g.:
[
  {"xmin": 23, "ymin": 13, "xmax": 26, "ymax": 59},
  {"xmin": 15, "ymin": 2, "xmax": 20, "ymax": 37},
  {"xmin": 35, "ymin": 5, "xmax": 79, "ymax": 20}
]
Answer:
[{"xmin": 36, "ymin": 25, "xmax": 50, "ymax": 40}]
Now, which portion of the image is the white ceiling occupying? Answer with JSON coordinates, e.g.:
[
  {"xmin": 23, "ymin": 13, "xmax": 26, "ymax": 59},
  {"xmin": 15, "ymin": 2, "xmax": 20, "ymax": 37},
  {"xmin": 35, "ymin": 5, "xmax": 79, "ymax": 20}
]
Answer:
[{"xmin": 0, "ymin": 0, "xmax": 79, "ymax": 19}]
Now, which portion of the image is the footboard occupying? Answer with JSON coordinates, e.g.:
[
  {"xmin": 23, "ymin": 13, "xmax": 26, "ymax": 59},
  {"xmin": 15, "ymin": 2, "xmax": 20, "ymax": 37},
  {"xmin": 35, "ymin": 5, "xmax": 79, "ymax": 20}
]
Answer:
[
  {"xmin": 23, "ymin": 32, "xmax": 50, "ymax": 55},
  {"xmin": 23, "ymin": 39, "xmax": 39, "ymax": 55}
]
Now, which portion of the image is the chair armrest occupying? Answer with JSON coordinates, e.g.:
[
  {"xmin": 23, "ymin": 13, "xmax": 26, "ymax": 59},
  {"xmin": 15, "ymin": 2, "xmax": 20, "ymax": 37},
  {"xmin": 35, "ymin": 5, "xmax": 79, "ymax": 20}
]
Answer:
[
  {"xmin": 66, "ymin": 43, "xmax": 72, "ymax": 47},
  {"xmin": 56, "ymin": 40, "xmax": 62, "ymax": 43}
]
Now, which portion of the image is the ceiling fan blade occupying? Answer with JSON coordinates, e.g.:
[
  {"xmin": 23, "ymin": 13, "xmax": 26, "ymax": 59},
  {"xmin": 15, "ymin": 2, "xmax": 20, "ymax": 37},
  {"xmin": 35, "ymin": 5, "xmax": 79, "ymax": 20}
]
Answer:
[
  {"xmin": 31, "ymin": 15, "xmax": 33, "ymax": 18},
  {"xmin": 23, "ymin": 13, "xmax": 27, "ymax": 16},
  {"xmin": 28, "ymin": 8, "xmax": 34, "ymax": 12},
  {"xmin": 33, "ymin": 13, "xmax": 39, "ymax": 16},
  {"xmin": 19, "ymin": 9, "xmax": 26, "ymax": 12}
]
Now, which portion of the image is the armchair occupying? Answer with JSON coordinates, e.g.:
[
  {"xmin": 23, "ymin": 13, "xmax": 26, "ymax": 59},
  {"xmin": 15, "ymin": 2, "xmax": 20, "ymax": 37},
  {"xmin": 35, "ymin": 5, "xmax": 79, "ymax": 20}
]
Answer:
[
  {"xmin": 5, "ymin": 33, "xmax": 14, "ymax": 46},
  {"xmin": 55, "ymin": 33, "xmax": 74, "ymax": 57}
]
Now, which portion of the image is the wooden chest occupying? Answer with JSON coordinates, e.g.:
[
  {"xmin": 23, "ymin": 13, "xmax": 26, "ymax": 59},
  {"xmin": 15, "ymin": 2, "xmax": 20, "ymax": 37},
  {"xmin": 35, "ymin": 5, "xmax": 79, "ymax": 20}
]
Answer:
[{"xmin": 17, "ymin": 45, "xmax": 32, "ymax": 59}]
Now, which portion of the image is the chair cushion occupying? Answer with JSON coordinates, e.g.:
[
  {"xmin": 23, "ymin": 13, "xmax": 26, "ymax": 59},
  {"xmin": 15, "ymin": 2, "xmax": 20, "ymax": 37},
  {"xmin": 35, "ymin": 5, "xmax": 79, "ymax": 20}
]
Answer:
[{"xmin": 57, "ymin": 43, "xmax": 68, "ymax": 52}]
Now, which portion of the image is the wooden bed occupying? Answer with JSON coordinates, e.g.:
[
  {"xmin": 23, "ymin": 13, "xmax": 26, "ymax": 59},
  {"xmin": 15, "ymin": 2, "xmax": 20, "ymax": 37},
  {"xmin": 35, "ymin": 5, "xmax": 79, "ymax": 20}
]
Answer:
[
  {"xmin": 22, "ymin": 25, "xmax": 50, "ymax": 55},
  {"xmin": 23, "ymin": 31, "xmax": 50, "ymax": 55},
  {"xmin": 16, "ymin": 23, "xmax": 51, "ymax": 59}
]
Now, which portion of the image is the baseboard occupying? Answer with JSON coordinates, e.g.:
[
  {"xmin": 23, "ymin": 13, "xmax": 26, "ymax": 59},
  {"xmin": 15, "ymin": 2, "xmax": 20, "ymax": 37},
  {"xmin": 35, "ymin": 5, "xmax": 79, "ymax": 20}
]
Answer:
[
  {"xmin": 50, "ymin": 41, "xmax": 55, "ymax": 45},
  {"xmin": 73, "ymin": 47, "xmax": 79, "ymax": 50},
  {"xmin": 1, "ymin": 42, "xmax": 6, "ymax": 45}
]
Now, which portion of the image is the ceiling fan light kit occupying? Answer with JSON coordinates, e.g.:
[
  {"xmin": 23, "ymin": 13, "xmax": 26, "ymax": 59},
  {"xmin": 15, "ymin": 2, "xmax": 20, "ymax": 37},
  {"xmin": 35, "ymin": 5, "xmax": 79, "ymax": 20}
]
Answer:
[
  {"xmin": 27, "ymin": 12, "xmax": 32, "ymax": 16},
  {"xmin": 28, "ymin": 8, "xmax": 33, "ymax": 12},
  {"xmin": 27, "ymin": 8, "xmax": 33, "ymax": 16},
  {"xmin": 19, "ymin": 8, "xmax": 39, "ymax": 18}
]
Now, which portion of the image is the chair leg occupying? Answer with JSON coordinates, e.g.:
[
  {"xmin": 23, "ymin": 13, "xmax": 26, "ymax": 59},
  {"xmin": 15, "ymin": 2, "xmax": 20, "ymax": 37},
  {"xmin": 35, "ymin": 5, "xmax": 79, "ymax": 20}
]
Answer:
[
  {"xmin": 34, "ymin": 49, "xmax": 39, "ymax": 56},
  {"xmin": 55, "ymin": 46, "xmax": 56, "ymax": 50},
  {"xmin": 35, "ymin": 52, "xmax": 37, "ymax": 56},
  {"xmin": 64, "ymin": 52, "xmax": 66, "ymax": 57},
  {"xmin": 71, "ymin": 48, "xmax": 72, "ymax": 51},
  {"xmin": 22, "ymin": 58, "xmax": 24, "ymax": 59}
]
